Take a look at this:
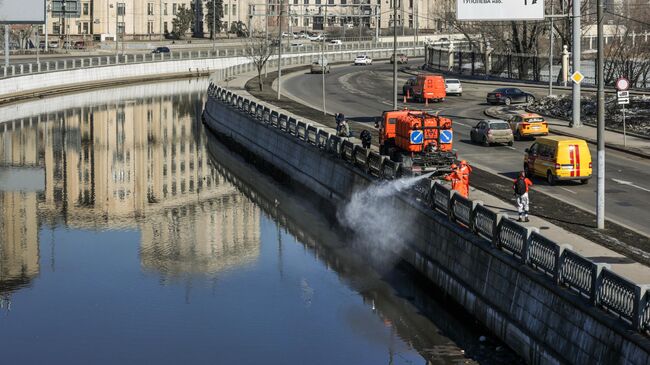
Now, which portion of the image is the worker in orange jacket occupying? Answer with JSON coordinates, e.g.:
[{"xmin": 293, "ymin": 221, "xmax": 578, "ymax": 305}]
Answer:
[
  {"xmin": 444, "ymin": 164, "xmax": 469, "ymax": 198},
  {"xmin": 457, "ymin": 160, "xmax": 472, "ymax": 198}
]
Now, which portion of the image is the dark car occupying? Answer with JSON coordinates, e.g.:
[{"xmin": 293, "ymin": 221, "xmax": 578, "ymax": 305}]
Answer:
[
  {"xmin": 73, "ymin": 41, "xmax": 86, "ymax": 50},
  {"xmin": 486, "ymin": 87, "xmax": 535, "ymax": 105},
  {"xmin": 152, "ymin": 46, "xmax": 171, "ymax": 54}
]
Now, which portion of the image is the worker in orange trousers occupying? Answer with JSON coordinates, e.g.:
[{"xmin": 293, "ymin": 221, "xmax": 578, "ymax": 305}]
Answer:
[{"xmin": 444, "ymin": 164, "xmax": 469, "ymax": 198}]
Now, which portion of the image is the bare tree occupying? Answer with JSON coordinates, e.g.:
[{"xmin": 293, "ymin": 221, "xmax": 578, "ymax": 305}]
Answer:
[{"xmin": 245, "ymin": 32, "xmax": 275, "ymax": 91}]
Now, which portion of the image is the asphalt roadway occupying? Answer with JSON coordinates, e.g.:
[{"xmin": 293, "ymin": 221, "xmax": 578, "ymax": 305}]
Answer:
[{"xmin": 281, "ymin": 61, "xmax": 650, "ymax": 239}]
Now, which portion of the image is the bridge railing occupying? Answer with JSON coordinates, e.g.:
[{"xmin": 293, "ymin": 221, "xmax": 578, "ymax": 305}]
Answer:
[
  {"xmin": 207, "ymin": 82, "xmax": 650, "ymax": 336},
  {"xmin": 0, "ymin": 40, "xmax": 425, "ymax": 80}
]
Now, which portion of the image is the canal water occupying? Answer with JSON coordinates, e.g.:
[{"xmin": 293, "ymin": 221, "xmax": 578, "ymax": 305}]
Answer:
[{"xmin": 0, "ymin": 79, "xmax": 520, "ymax": 364}]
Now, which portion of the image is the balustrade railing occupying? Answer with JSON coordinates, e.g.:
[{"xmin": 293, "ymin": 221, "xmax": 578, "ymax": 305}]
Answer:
[{"xmin": 206, "ymin": 81, "xmax": 650, "ymax": 337}]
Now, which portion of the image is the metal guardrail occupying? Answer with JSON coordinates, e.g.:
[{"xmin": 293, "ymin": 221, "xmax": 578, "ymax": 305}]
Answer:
[
  {"xmin": 451, "ymin": 193, "xmax": 473, "ymax": 228},
  {"xmin": 597, "ymin": 268, "xmax": 644, "ymax": 329},
  {"xmin": 433, "ymin": 182, "xmax": 451, "ymax": 215},
  {"xmin": 208, "ymin": 82, "xmax": 650, "ymax": 337},
  {"xmin": 496, "ymin": 218, "xmax": 530, "ymax": 262},
  {"xmin": 0, "ymin": 40, "xmax": 425, "ymax": 80},
  {"xmin": 528, "ymin": 231, "xmax": 563, "ymax": 281},
  {"xmin": 560, "ymin": 249, "xmax": 599, "ymax": 302}
]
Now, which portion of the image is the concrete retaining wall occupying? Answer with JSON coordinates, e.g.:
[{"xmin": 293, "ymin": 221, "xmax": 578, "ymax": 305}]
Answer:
[{"xmin": 203, "ymin": 93, "xmax": 650, "ymax": 365}]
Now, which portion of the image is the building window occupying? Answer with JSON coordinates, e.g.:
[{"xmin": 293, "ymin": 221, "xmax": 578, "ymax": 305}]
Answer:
[
  {"xmin": 164, "ymin": 21, "xmax": 169, "ymax": 32},
  {"xmin": 53, "ymin": 22, "xmax": 61, "ymax": 34},
  {"xmin": 293, "ymin": 0, "xmax": 298, "ymax": 4},
  {"xmin": 83, "ymin": 22, "xmax": 89, "ymax": 34},
  {"xmin": 224, "ymin": 4, "xmax": 228, "ymax": 14},
  {"xmin": 173, "ymin": 3, "xmax": 177, "ymax": 15},
  {"xmin": 82, "ymin": 2, "xmax": 89, "ymax": 15},
  {"xmin": 223, "ymin": 21, "xmax": 228, "ymax": 31},
  {"xmin": 341, "ymin": 0, "xmax": 346, "ymax": 3},
  {"xmin": 328, "ymin": 0, "xmax": 333, "ymax": 4},
  {"xmin": 117, "ymin": 3, "xmax": 126, "ymax": 16},
  {"xmin": 315, "ymin": 0, "xmax": 320, "ymax": 4},
  {"xmin": 148, "ymin": 21, "xmax": 155, "ymax": 33},
  {"xmin": 117, "ymin": 22, "xmax": 125, "ymax": 34},
  {"xmin": 164, "ymin": 3, "xmax": 168, "ymax": 15},
  {"xmin": 232, "ymin": 4, "xmax": 236, "ymax": 15},
  {"xmin": 148, "ymin": 2, "xmax": 155, "ymax": 15},
  {"xmin": 304, "ymin": 0, "xmax": 309, "ymax": 4}
]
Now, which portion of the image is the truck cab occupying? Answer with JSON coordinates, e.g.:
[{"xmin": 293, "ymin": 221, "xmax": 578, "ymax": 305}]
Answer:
[{"xmin": 377, "ymin": 110, "xmax": 418, "ymax": 155}]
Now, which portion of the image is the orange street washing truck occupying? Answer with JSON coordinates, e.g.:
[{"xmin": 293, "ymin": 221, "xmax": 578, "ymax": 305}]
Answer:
[
  {"xmin": 406, "ymin": 74, "xmax": 446, "ymax": 103},
  {"xmin": 509, "ymin": 112, "xmax": 549, "ymax": 140},
  {"xmin": 377, "ymin": 109, "xmax": 456, "ymax": 175},
  {"xmin": 524, "ymin": 136, "xmax": 592, "ymax": 185}
]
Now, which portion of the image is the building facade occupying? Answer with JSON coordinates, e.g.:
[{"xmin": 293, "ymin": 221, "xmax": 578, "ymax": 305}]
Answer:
[{"xmin": 39, "ymin": 0, "xmax": 445, "ymax": 41}]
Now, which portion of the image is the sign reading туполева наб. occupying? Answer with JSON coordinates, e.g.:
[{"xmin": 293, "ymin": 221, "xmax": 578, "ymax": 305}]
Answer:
[{"xmin": 457, "ymin": 0, "xmax": 545, "ymax": 21}]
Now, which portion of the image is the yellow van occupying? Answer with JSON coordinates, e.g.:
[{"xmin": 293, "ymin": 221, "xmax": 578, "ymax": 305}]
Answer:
[
  {"xmin": 510, "ymin": 113, "xmax": 549, "ymax": 140},
  {"xmin": 524, "ymin": 136, "xmax": 592, "ymax": 185}
]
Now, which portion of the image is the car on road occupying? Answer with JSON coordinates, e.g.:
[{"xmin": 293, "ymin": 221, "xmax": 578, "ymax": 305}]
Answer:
[
  {"xmin": 73, "ymin": 41, "xmax": 86, "ymax": 50},
  {"xmin": 470, "ymin": 119, "xmax": 514, "ymax": 146},
  {"xmin": 444, "ymin": 78, "xmax": 462, "ymax": 96},
  {"xmin": 389, "ymin": 53, "xmax": 408, "ymax": 64},
  {"xmin": 310, "ymin": 57, "xmax": 330, "ymax": 74},
  {"xmin": 152, "ymin": 46, "xmax": 171, "ymax": 54},
  {"xmin": 48, "ymin": 41, "xmax": 60, "ymax": 49},
  {"xmin": 509, "ymin": 112, "xmax": 549, "ymax": 140},
  {"xmin": 524, "ymin": 136, "xmax": 592, "ymax": 185},
  {"xmin": 290, "ymin": 42, "xmax": 304, "ymax": 48},
  {"xmin": 308, "ymin": 34, "xmax": 323, "ymax": 41},
  {"xmin": 354, "ymin": 54, "xmax": 372, "ymax": 66},
  {"xmin": 486, "ymin": 87, "xmax": 535, "ymax": 105},
  {"xmin": 329, "ymin": 39, "xmax": 343, "ymax": 45}
]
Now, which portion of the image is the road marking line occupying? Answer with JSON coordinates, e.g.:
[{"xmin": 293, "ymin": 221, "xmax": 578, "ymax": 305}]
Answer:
[
  {"xmin": 611, "ymin": 178, "xmax": 650, "ymax": 193},
  {"xmin": 505, "ymin": 146, "xmax": 516, "ymax": 150},
  {"xmin": 559, "ymin": 187, "xmax": 577, "ymax": 195}
]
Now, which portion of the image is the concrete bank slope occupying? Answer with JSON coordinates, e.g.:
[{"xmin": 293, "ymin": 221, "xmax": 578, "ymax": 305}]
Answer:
[{"xmin": 202, "ymin": 86, "xmax": 650, "ymax": 364}]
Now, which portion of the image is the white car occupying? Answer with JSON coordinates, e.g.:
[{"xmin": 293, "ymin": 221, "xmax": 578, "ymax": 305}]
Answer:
[
  {"xmin": 445, "ymin": 78, "xmax": 463, "ymax": 96},
  {"xmin": 329, "ymin": 39, "xmax": 342, "ymax": 45},
  {"xmin": 354, "ymin": 55, "xmax": 372, "ymax": 66},
  {"xmin": 308, "ymin": 34, "xmax": 323, "ymax": 41}
]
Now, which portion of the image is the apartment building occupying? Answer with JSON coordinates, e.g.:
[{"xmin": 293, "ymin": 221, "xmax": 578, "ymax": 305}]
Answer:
[{"xmin": 39, "ymin": 0, "xmax": 443, "ymax": 41}]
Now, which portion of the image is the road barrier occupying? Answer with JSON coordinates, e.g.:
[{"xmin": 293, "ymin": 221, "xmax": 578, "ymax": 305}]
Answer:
[{"xmin": 207, "ymin": 81, "xmax": 650, "ymax": 336}]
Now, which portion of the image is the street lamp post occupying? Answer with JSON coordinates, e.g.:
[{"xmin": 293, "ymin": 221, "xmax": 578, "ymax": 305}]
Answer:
[
  {"xmin": 213, "ymin": 0, "xmax": 217, "ymax": 51},
  {"xmin": 572, "ymin": 0, "xmax": 582, "ymax": 127},
  {"xmin": 392, "ymin": 0, "xmax": 398, "ymax": 110},
  {"xmin": 322, "ymin": 4, "xmax": 327, "ymax": 115},
  {"xmin": 276, "ymin": 0, "xmax": 283, "ymax": 100},
  {"xmin": 596, "ymin": 0, "xmax": 605, "ymax": 229}
]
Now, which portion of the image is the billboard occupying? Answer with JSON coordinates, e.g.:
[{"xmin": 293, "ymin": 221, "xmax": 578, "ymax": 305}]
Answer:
[
  {"xmin": 457, "ymin": 0, "xmax": 545, "ymax": 21},
  {"xmin": 0, "ymin": 0, "xmax": 46, "ymax": 24}
]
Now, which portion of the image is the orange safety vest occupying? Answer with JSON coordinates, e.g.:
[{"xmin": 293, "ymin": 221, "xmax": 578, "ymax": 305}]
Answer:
[{"xmin": 445, "ymin": 170, "xmax": 469, "ymax": 198}]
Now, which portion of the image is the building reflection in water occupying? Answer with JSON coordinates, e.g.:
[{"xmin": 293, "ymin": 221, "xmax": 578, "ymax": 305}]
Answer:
[{"xmin": 0, "ymin": 82, "xmax": 260, "ymax": 297}]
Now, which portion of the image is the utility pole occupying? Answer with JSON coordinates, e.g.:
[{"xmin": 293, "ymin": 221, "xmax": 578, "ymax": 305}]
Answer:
[
  {"xmin": 572, "ymin": 0, "xmax": 581, "ymax": 127},
  {"xmin": 160, "ymin": 0, "xmax": 163, "ymax": 41},
  {"xmin": 213, "ymin": 0, "xmax": 217, "ymax": 51},
  {"xmin": 392, "ymin": 0, "xmax": 398, "ymax": 109},
  {"xmin": 322, "ymin": 4, "xmax": 327, "ymax": 115},
  {"xmin": 596, "ymin": 0, "xmax": 605, "ymax": 229},
  {"xmin": 4, "ymin": 25, "xmax": 9, "ymax": 68},
  {"xmin": 45, "ymin": 1, "xmax": 49, "ymax": 52},
  {"xmin": 276, "ymin": 0, "xmax": 283, "ymax": 100},
  {"xmin": 549, "ymin": 0, "xmax": 554, "ymax": 96}
]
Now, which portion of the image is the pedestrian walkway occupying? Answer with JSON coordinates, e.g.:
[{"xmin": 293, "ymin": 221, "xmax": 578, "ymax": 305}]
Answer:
[
  {"xmin": 486, "ymin": 105, "xmax": 650, "ymax": 158},
  {"xmin": 219, "ymin": 70, "xmax": 650, "ymax": 287}
]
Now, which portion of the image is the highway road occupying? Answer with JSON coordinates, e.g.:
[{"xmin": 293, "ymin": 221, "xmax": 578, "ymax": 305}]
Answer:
[{"xmin": 282, "ymin": 62, "xmax": 650, "ymax": 237}]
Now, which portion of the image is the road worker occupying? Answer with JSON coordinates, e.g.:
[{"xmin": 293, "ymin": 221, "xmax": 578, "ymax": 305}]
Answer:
[
  {"xmin": 360, "ymin": 130, "xmax": 372, "ymax": 149},
  {"xmin": 513, "ymin": 171, "xmax": 533, "ymax": 222},
  {"xmin": 444, "ymin": 164, "xmax": 469, "ymax": 198},
  {"xmin": 457, "ymin": 160, "xmax": 472, "ymax": 197}
]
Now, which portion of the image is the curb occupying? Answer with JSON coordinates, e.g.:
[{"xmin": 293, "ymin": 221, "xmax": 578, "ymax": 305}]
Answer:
[{"xmin": 483, "ymin": 107, "xmax": 650, "ymax": 159}]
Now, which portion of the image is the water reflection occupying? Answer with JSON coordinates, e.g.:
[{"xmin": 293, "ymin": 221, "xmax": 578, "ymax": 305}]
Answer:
[
  {"xmin": 0, "ymin": 79, "xmax": 260, "ymax": 291},
  {"xmin": 0, "ymin": 79, "xmax": 518, "ymax": 364}
]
